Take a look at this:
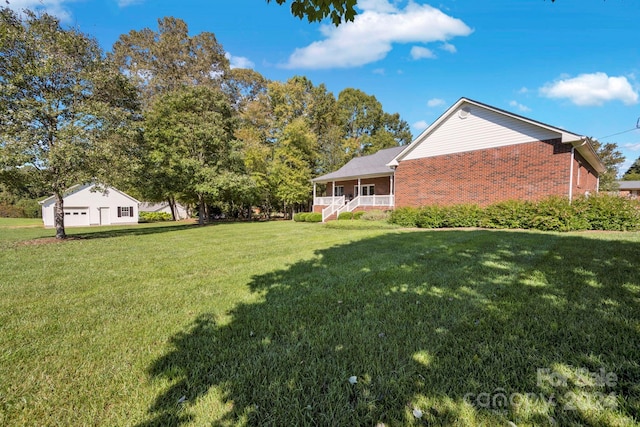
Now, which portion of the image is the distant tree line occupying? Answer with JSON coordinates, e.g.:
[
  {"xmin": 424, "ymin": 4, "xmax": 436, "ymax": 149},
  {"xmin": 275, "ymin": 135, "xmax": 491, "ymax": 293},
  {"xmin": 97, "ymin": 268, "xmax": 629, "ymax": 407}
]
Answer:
[{"xmin": 0, "ymin": 10, "xmax": 411, "ymax": 236}]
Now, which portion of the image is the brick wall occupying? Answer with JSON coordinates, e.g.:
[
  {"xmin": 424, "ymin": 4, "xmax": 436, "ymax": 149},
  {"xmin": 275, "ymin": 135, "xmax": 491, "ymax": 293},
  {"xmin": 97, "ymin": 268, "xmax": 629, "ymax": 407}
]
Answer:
[
  {"xmin": 572, "ymin": 151, "xmax": 599, "ymax": 196},
  {"xmin": 326, "ymin": 176, "xmax": 393, "ymax": 197},
  {"xmin": 395, "ymin": 139, "xmax": 599, "ymax": 207}
]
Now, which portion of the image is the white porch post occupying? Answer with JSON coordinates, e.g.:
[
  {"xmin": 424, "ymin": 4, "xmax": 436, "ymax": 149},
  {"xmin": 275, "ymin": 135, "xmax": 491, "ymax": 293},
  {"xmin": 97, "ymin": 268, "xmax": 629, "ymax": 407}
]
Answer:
[
  {"xmin": 390, "ymin": 169, "xmax": 395, "ymax": 207},
  {"xmin": 357, "ymin": 178, "xmax": 361, "ymax": 196},
  {"xmin": 313, "ymin": 182, "xmax": 316, "ymax": 203},
  {"xmin": 332, "ymin": 181, "xmax": 335, "ymax": 201}
]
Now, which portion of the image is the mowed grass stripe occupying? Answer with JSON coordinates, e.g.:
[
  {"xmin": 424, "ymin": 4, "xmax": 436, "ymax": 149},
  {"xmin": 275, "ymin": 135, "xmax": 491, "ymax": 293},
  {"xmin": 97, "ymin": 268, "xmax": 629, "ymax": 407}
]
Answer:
[{"xmin": 0, "ymin": 220, "xmax": 638, "ymax": 426}]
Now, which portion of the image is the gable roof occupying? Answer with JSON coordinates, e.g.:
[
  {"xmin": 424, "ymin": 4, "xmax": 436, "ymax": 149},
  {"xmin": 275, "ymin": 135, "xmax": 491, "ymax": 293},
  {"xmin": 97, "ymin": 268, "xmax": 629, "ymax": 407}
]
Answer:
[
  {"xmin": 312, "ymin": 146, "xmax": 406, "ymax": 183},
  {"xmin": 390, "ymin": 97, "xmax": 605, "ymax": 174},
  {"xmin": 616, "ymin": 181, "xmax": 640, "ymax": 191},
  {"xmin": 39, "ymin": 182, "xmax": 140, "ymax": 205}
]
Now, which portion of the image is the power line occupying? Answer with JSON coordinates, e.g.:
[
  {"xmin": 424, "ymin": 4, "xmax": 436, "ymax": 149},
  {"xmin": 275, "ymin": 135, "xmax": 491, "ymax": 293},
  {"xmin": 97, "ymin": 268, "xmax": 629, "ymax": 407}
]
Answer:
[
  {"xmin": 598, "ymin": 127, "xmax": 639, "ymax": 140},
  {"xmin": 598, "ymin": 117, "xmax": 640, "ymax": 140}
]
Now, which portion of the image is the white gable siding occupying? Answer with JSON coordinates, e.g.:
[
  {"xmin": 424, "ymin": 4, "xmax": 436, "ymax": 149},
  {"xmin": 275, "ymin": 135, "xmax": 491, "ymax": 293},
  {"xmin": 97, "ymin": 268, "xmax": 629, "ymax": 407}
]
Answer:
[
  {"xmin": 41, "ymin": 184, "xmax": 139, "ymax": 228},
  {"xmin": 402, "ymin": 104, "xmax": 560, "ymax": 161}
]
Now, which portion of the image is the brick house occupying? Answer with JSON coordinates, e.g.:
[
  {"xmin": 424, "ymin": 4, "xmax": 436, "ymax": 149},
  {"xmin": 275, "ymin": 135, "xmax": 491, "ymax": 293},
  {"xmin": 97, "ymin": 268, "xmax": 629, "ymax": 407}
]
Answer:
[
  {"xmin": 615, "ymin": 181, "xmax": 640, "ymax": 198},
  {"xmin": 313, "ymin": 98, "xmax": 605, "ymax": 221}
]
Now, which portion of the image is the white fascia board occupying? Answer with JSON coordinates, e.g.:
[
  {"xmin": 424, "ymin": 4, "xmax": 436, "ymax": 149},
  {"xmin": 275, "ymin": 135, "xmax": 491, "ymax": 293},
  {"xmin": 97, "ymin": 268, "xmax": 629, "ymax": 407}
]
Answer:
[
  {"xmin": 313, "ymin": 172, "xmax": 394, "ymax": 184},
  {"xmin": 393, "ymin": 97, "xmax": 590, "ymax": 163}
]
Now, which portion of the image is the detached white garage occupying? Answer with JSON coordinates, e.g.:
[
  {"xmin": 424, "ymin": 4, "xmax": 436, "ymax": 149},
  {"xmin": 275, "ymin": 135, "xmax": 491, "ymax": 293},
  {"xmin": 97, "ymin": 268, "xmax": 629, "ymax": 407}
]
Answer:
[{"xmin": 40, "ymin": 183, "xmax": 140, "ymax": 228}]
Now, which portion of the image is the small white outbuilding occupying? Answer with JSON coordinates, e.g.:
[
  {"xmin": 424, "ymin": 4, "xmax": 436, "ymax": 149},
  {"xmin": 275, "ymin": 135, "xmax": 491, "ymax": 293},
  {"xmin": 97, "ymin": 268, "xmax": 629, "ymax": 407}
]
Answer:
[
  {"xmin": 39, "ymin": 183, "xmax": 140, "ymax": 228},
  {"xmin": 139, "ymin": 201, "xmax": 189, "ymax": 220}
]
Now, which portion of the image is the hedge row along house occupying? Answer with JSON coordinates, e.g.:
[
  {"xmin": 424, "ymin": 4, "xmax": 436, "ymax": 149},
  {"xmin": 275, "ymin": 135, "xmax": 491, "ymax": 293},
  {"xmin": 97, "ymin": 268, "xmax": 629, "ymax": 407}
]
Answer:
[{"xmin": 312, "ymin": 98, "xmax": 605, "ymax": 222}]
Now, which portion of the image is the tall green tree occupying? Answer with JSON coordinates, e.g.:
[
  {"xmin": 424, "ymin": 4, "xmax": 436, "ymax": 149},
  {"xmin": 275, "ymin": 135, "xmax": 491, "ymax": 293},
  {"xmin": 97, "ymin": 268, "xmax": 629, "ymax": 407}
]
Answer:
[
  {"xmin": 111, "ymin": 17, "xmax": 229, "ymax": 108},
  {"xmin": 144, "ymin": 86, "xmax": 242, "ymax": 225},
  {"xmin": 591, "ymin": 140, "xmax": 625, "ymax": 191},
  {"xmin": 337, "ymin": 88, "xmax": 411, "ymax": 157},
  {"xmin": 622, "ymin": 156, "xmax": 640, "ymax": 181},
  {"xmin": 269, "ymin": 118, "xmax": 317, "ymax": 217},
  {"xmin": 0, "ymin": 8, "xmax": 140, "ymax": 238},
  {"xmin": 223, "ymin": 68, "xmax": 268, "ymax": 112}
]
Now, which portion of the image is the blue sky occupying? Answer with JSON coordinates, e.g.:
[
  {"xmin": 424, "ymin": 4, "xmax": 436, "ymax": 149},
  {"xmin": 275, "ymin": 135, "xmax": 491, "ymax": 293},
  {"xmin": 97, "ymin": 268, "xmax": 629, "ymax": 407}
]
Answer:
[{"xmin": 8, "ymin": 0, "xmax": 640, "ymax": 173}]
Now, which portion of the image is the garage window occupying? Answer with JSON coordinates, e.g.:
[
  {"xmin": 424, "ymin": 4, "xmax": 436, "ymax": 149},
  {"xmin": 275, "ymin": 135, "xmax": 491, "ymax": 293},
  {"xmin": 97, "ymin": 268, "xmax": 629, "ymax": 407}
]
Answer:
[{"xmin": 117, "ymin": 206, "xmax": 134, "ymax": 218}]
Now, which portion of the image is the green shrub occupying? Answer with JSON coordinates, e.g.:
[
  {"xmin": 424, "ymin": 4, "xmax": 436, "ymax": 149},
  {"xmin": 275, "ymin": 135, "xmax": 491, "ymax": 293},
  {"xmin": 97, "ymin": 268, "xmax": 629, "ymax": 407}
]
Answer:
[
  {"xmin": 415, "ymin": 205, "xmax": 445, "ymax": 228},
  {"xmin": 338, "ymin": 212, "xmax": 354, "ymax": 220},
  {"xmin": 441, "ymin": 204, "xmax": 481, "ymax": 228},
  {"xmin": 388, "ymin": 195, "xmax": 640, "ymax": 232},
  {"xmin": 360, "ymin": 210, "xmax": 388, "ymax": 221},
  {"xmin": 305, "ymin": 212, "xmax": 322, "ymax": 222},
  {"xmin": 529, "ymin": 196, "xmax": 588, "ymax": 232},
  {"xmin": 388, "ymin": 207, "xmax": 418, "ymax": 227},
  {"xmin": 575, "ymin": 194, "xmax": 640, "ymax": 231},
  {"xmin": 139, "ymin": 211, "xmax": 172, "ymax": 222},
  {"xmin": 353, "ymin": 211, "xmax": 366, "ymax": 220},
  {"xmin": 480, "ymin": 200, "xmax": 532, "ymax": 229},
  {"xmin": 293, "ymin": 212, "xmax": 310, "ymax": 222}
]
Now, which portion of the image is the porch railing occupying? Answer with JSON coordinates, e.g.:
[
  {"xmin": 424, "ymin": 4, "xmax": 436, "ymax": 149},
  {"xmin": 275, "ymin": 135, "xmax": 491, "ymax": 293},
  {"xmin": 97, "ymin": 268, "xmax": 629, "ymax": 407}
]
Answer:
[
  {"xmin": 314, "ymin": 196, "xmax": 343, "ymax": 206},
  {"xmin": 316, "ymin": 195, "xmax": 395, "ymax": 221},
  {"xmin": 358, "ymin": 195, "xmax": 394, "ymax": 206},
  {"xmin": 335, "ymin": 196, "xmax": 361, "ymax": 217},
  {"xmin": 334, "ymin": 195, "xmax": 395, "ymax": 218},
  {"xmin": 320, "ymin": 196, "xmax": 344, "ymax": 222}
]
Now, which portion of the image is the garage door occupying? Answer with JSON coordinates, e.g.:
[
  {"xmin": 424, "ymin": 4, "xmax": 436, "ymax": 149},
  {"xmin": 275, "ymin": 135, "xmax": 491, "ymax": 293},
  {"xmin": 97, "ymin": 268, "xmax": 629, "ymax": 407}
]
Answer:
[{"xmin": 64, "ymin": 208, "xmax": 90, "ymax": 227}]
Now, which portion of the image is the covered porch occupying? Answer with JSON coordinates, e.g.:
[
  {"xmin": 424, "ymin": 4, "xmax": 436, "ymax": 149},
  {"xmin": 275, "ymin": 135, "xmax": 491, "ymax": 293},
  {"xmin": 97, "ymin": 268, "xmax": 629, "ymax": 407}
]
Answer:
[
  {"xmin": 311, "ymin": 146, "xmax": 404, "ymax": 222},
  {"xmin": 312, "ymin": 175, "xmax": 395, "ymax": 222}
]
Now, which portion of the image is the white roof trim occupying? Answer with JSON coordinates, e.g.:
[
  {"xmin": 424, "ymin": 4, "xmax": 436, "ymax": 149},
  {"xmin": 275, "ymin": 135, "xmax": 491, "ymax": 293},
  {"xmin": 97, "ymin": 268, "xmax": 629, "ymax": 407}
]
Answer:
[
  {"xmin": 391, "ymin": 97, "xmax": 604, "ymax": 173},
  {"xmin": 39, "ymin": 182, "xmax": 140, "ymax": 205},
  {"xmin": 393, "ymin": 98, "xmax": 581, "ymax": 163}
]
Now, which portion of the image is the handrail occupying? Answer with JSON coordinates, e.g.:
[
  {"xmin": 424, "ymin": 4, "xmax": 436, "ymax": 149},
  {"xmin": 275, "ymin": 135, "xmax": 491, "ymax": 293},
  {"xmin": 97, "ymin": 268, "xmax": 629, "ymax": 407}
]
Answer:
[
  {"xmin": 321, "ymin": 196, "xmax": 344, "ymax": 222},
  {"xmin": 321, "ymin": 195, "xmax": 396, "ymax": 220}
]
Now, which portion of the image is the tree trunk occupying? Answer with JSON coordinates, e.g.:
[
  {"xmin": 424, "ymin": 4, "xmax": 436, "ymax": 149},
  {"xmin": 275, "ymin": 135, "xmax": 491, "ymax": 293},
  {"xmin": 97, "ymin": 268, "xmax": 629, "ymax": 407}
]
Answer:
[
  {"xmin": 168, "ymin": 196, "xmax": 177, "ymax": 221},
  {"xmin": 54, "ymin": 192, "xmax": 66, "ymax": 239},
  {"xmin": 198, "ymin": 193, "xmax": 205, "ymax": 226}
]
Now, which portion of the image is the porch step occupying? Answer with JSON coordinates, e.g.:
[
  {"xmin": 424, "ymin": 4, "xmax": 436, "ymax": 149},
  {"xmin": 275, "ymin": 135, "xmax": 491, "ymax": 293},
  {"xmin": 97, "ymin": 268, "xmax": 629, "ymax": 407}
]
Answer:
[{"xmin": 324, "ymin": 212, "xmax": 338, "ymax": 221}]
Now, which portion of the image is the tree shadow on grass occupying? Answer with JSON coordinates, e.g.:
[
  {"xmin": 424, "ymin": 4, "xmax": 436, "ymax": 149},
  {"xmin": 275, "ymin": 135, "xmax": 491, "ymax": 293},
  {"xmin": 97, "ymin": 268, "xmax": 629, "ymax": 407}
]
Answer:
[
  {"xmin": 67, "ymin": 222, "xmax": 204, "ymax": 240},
  {"xmin": 137, "ymin": 230, "xmax": 640, "ymax": 426}
]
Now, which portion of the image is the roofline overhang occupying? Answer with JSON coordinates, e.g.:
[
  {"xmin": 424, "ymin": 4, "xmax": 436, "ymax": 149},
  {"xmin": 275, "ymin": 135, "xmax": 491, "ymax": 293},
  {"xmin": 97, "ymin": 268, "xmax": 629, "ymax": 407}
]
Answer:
[
  {"xmin": 312, "ymin": 171, "xmax": 394, "ymax": 184},
  {"xmin": 39, "ymin": 182, "xmax": 141, "ymax": 205},
  {"xmin": 570, "ymin": 137, "xmax": 606, "ymax": 174},
  {"xmin": 390, "ymin": 97, "xmax": 606, "ymax": 174}
]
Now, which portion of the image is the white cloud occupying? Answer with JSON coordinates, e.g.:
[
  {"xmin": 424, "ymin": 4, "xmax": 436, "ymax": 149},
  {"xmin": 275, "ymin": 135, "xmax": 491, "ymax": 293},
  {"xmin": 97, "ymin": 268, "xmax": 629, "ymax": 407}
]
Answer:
[
  {"xmin": 412, "ymin": 120, "xmax": 429, "ymax": 130},
  {"xmin": 427, "ymin": 98, "xmax": 445, "ymax": 108},
  {"xmin": 624, "ymin": 142, "xmax": 640, "ymax": 151},
  {"xmin": 440, "ymin": 42, "xmax": 457, "ymax": 53},
  {"xmin": 517, "ymin": 87, "xmax": 529, "ymax": 94},
  {"xmin": 411, "ymin": 46, "xmax": 436, "ymax": 60},
  {"xmin": 372, "ymin": 68, "xmax": 386, "ymax": 75},
  {"xmin": 509, "ymin": 100, "xmax": 531, "ymax": 113},
  {"xmin": 540, "ymin": 72, "xmax": 639, "ymax": 106},
  {"xmin": 284, "ymin": 1, "xmax": 472, "ymax": 69},
  {"xmin": 117, "ymin": 0, "xmax": 143, "ymax": 6},
  {"xmin": 4, "ymin": 0, "xmax": 74, "ymax": 22},
  {"xmin": 357, "ymin": 0, "xmax": 399, "ymax": 13},
  {"xmin": 225, "ymin": 53, "xmax": 255, "ymax": 70}
]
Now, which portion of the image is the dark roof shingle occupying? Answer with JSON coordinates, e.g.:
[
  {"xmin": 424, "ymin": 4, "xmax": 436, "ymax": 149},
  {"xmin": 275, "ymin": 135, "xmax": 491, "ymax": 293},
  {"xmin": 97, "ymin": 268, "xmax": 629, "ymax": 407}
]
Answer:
[{"xmin": 312, "ymin": 146, "xmax": 405, "ymax": 183}]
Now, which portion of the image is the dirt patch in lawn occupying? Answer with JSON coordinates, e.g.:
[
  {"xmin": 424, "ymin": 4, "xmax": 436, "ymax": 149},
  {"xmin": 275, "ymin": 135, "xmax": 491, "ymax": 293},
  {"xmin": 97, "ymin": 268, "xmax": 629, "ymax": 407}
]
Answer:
[{"xmin": 17, "ymin": 236, "xmax": 84, "ymax": 246}]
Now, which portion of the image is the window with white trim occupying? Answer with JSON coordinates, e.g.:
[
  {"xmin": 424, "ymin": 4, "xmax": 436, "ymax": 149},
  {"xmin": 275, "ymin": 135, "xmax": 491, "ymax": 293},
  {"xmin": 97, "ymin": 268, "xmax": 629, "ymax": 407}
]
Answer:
[
  {"xmin": 334, "ymin": 186, "xmax": 344, "ymax": 197},
  {"xmin": 356, "ymin": 185, "xmax": 375, "ymax": 196},
  {"xmin": 117, "ymin": 206, "xmax": 134, "ymax": 217}
]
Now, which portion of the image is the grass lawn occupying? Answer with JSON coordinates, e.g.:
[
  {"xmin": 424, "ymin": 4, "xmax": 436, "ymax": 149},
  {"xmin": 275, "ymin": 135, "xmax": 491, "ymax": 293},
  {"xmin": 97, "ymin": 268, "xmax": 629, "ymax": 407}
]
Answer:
[
  {"xmin": 0, "ymin": 221, "xmax": 639, "ymax": 426},
  {"xmin": 0, "ymin": 217, "xmax": 43, "ymax": 228}
]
